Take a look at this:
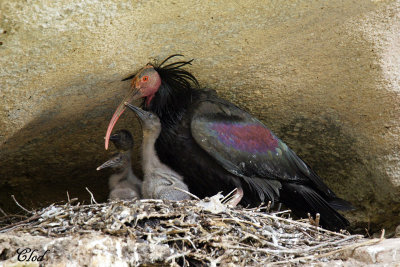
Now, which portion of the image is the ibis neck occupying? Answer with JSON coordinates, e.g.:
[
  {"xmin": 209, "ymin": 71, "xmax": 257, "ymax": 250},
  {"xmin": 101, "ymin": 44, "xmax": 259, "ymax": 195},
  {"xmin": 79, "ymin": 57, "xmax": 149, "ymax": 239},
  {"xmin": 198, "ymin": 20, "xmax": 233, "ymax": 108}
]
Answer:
[
  {"xmin": 146, "ymin": 83, "xmax": 195, "ymax": 127},
  {"xmin": 109, "ymin": 166, "xmax": 129, "ymax": 189},
  {"xmin": 116, "ymin": 155, "xmax": 132, "ymax": 179},
  {"xmin": 141, "ymin": 130, "xmax": 162, "ymax": 171},
  {"xmin": 125, "ymin": 165, "xmax": 135, "ymax": 180}
]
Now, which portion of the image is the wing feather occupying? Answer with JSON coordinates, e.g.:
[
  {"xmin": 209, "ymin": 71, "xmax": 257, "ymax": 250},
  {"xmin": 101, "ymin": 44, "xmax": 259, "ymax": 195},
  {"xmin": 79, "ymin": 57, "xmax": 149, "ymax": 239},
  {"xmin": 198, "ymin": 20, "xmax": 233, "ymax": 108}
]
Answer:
[{"xmin": 191, "ymin": 99, "xmax": 336, "ymax": 199}]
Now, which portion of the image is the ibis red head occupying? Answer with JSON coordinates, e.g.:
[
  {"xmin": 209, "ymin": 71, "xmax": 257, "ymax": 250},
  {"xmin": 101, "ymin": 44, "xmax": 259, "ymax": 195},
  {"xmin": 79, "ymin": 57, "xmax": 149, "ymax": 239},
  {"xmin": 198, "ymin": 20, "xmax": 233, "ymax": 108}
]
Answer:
[
  {"xmin": 105, "ymin": 65, "xmax": 162, "ymax": 149},
  {"xmin": 105, "ymin": 55, "xmax": 198, "ymax": 149}
]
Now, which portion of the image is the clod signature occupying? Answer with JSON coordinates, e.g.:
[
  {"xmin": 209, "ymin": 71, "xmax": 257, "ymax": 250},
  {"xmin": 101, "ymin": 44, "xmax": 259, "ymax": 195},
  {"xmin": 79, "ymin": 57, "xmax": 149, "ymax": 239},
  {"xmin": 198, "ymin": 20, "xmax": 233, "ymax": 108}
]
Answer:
[{"xmin": 16, "ymin": 248, "xmax": 49, "ymax": 262}]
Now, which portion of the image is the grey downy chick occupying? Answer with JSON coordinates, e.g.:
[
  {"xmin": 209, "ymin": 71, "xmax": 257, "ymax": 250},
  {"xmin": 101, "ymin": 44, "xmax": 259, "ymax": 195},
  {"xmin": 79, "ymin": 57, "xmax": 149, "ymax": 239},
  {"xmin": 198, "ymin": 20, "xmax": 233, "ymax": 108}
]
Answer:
[
  {"xmin": 97, "ymin": 129, "xmax": 142, "ymax": 200},
  {"xmin": 125, "ymin": 103, "xmax": 191, "ymax": 201}
]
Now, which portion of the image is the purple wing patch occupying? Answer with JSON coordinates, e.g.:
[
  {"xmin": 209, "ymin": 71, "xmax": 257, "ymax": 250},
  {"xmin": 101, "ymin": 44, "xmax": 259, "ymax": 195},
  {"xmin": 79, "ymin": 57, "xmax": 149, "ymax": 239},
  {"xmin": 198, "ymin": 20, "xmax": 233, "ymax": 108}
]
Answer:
[{"xmin": 210, "ymin": 122, "xmax": 279, "ymax": 153}]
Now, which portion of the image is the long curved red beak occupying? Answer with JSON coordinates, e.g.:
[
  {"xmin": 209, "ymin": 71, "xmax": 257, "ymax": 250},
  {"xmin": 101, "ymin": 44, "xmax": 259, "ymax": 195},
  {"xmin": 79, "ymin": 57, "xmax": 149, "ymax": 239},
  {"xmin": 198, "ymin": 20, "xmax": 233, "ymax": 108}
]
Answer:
[{"xmin": 105, "ymin": 84, "xmax": 141, "ymax": 150}]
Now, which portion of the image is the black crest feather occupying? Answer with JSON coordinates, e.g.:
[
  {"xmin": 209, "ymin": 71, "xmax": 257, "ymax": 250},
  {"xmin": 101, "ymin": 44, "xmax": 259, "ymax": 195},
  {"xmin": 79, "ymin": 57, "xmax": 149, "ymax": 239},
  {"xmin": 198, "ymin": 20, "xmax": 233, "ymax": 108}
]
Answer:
[
  {"xmin": 154, "ymin": 54, "xmax": 199, "ymax": 89},
  {"xmin": 148, "ymin": 55, "xmax": 200, "ymax": 125},
  {"xmin": 121, "ymin": 55, "xmax": 200, "ymax": 126}
]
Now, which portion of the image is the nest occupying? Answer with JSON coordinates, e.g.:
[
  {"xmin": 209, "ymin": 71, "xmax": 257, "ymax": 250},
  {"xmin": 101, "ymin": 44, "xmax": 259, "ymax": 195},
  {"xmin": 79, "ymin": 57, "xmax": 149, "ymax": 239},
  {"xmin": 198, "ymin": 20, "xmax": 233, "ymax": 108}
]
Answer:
[{"xmin": 0, "ymin": 192, "xmax": 379, "ymax": 266}]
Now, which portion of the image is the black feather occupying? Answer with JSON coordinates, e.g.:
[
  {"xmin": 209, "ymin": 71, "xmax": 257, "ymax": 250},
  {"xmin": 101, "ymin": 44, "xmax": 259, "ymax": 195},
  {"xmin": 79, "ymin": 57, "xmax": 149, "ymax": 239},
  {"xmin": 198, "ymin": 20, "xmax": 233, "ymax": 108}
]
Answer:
[
  {"xmin": 121, "ymin": 73, "xmax": 137, "ymax": 81},
  {"xmin": 121, "ymin": 54, "xmax": 188, "ymax": 81},
  {"xmin": 280, "ymin": 183, "xmax": 350, "ymax": 231},
  {"xmin": 157, "ymin": 54, "xmax": 185, "ymax": 67},
  {"xmin": 145, "ymin": 56, "xmax": 199, "ymax": 126}
]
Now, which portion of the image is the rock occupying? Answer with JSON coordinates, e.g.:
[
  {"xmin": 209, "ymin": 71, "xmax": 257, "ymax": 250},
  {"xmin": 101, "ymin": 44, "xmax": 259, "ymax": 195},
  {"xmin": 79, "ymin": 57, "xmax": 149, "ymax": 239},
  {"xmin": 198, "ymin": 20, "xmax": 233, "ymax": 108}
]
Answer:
[
  {"xmin": 314, "ymin": 238, "xmax": 400, "ymax": 267},
  {"xmin": 0, "ymin": 232, "xmax": 173, "ymax": 266},
  {"xmin": 0, "ymin": 0, "xmax": 400, "ymax": 234},
  {"xmin": 2, "ymin": 231, "xmax": 400, "ymax": 266},
  {"xmin": 351, "ymin": 238, "xmax": 400, "ymax": 265},
  {"xmin": 395, "ymin": 225, "xmax": 400, "ymax": 238}
]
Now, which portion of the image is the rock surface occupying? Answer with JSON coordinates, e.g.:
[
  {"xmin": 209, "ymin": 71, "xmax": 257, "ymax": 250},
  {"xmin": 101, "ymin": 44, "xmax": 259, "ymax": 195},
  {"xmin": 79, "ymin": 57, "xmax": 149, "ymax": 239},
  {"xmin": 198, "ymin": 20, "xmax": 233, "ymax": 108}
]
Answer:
[
  {"xmin": 1, "ymin": 232, "xmax": 399, "ymax": 266},
  {"xmin": 0, "ymin": 232, "xmax": 173, "ymax": 266},
  {"xmin": 351, "ymin": 238, "xmax": 400, "ymax": 265},
  {"xmin": 1, "ymin": 0, "xmax": 400, "ymax": 233}
]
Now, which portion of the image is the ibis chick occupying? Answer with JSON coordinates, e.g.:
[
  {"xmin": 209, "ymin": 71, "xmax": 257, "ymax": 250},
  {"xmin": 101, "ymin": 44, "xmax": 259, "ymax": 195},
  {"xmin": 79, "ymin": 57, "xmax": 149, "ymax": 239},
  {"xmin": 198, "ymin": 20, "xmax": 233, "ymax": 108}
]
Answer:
[
  {"xmin": 97, "ymin": 130, "xmax": 142, "ymax": 200},
  {"xmin": 125, "ymin": 103, "xmax": 190, "ymax": 201}
]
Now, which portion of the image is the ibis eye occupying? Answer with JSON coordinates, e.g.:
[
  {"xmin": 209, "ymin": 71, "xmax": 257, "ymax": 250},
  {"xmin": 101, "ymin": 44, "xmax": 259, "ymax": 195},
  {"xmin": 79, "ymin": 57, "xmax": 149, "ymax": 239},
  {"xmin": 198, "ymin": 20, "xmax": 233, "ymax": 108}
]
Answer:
[{"xmin": 142, "ymin": 76, "xmax": 149, "ymax": 82}]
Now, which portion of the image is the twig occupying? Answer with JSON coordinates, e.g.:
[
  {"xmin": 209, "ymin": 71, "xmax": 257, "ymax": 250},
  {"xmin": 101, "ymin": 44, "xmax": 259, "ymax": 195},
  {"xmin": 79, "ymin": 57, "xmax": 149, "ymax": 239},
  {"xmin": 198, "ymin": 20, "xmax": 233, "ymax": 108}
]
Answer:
[
  {"xmin": 272, "ymin": 210, "xmax": 292, "ymax": 216},
  {"xmin": 209, "ymin": 242, "xmax": 286, "ymax": 255},
  {"xmin": 173, "ymin": 187, "xmax": 200, "ymax": 200},
  {"xmin": 270, "ymin": 236, "xmax": 384, "ymax": 265},
  {"xmin": 265, "ymin": 201, "xmax": 272, "ymax": 212},
  {"xmin": 221, "ymin": 188, "xmax": 237, "ymax": 203},
  {"xmin": 67, "ymin": 198, "xmax": 79, "ymax": 205},
  {"xmin": 252, "ymin": 211, "xmax": 349, "ymax": 237},
  {"xmin": 0, "ymin": 207, "xmax": 7, "ymax": 216},
  {"xmin": 0, "ymin": 214, "xmax": 27, "ymax": 220},
  {"xmin": 215, "ymin": 217, "xmax": 261, "ymax": 228},
  {"xmin": 240, "ymin": 230, "xmax": 287, "ymax": 250},
  {"xmin": 139, "ymin": 199, "xmax": 164, "ymax": 203},
  {"xmin": 315, "ymin": 213, "xmax": 320, "ymax": 228},
  {"xmin": 85, "ymin": 187, "xmax": 98, "ymax": 204},
  {"xmin": 0, "ymin": 213, "xmax": 40, "ymax": 233},
  {"xmin": 307, "ymin": 212, "xmax": 320, "ymax": 228},
  {"xmin": 11, "ymin": 195, "xmax": 33, "ymax": 214},
  {"xmin": 166, "ymin": 251, "xmax": 191, "ymax": 263},
  {"xmin": 163, "ymin": 237, "xmax": 197, "ymax": 250},
  {"xmin": 111, "ymin": 215, "xmax": 135, "ymax": 239}
]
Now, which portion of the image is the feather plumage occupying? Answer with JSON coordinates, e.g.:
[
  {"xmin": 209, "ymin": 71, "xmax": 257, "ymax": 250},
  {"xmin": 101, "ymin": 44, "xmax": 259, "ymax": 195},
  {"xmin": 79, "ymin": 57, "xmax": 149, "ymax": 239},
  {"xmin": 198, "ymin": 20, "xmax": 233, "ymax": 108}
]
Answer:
[{"xmin": 132, "ymin": 55, "xmax": 353, "ymax": 230}]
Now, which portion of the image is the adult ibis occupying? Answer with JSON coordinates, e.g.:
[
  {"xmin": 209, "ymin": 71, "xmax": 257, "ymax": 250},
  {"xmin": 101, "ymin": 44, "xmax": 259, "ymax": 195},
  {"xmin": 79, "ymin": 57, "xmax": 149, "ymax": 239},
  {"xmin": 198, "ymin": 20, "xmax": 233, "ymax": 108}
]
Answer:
[{"xmin": 104, "ymin": 55, "xmax": 353, "ymax": 230}]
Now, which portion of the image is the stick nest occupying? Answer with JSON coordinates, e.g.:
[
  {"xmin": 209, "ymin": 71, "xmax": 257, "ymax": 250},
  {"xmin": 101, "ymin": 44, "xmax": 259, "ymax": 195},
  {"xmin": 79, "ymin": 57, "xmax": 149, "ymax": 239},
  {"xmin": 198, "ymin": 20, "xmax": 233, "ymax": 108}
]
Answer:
[{"xmin": 0, "ymin": 194, "xmax": 366, "ymax": 266}]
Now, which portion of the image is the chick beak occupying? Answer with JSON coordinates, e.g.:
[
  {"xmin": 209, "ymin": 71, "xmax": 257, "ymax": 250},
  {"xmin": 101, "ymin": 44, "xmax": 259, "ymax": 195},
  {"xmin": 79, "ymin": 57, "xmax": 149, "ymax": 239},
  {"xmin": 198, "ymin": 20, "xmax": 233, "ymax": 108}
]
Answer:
[
  {"xmin": 124, "ymin": 102, "xmax": 148, "ymax": 121},
  {"xmin": 96, "ymin": 158, "xmax": 118, "ymax": 170}
]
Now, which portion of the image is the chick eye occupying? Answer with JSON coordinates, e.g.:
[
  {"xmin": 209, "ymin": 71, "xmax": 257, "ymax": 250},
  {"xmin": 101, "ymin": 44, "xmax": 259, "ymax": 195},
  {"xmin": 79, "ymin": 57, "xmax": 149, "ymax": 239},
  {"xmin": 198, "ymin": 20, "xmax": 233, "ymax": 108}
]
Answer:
[{"xmin": 142, "ymin": 76, "xmax": 149, "ymax": 82}]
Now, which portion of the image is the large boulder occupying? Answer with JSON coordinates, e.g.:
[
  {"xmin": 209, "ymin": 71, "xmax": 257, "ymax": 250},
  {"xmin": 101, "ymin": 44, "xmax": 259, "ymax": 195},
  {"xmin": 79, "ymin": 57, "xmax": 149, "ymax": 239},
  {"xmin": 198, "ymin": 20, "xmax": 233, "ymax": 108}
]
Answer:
[{"xmin": 1, "ymin": 0, "xmax": 399, "ymax": 234}]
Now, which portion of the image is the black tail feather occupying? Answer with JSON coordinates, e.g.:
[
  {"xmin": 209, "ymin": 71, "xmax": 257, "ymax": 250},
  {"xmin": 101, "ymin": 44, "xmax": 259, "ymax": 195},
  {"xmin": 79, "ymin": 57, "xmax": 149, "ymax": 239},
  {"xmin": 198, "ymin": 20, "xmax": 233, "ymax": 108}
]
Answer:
[
  {"xmin": 328, "ymin": 198, "xmax": 355, "ymax": 211},
  {"xmin": 280, "ymin": 183, "xmax": 350, "ymax": 231}
]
